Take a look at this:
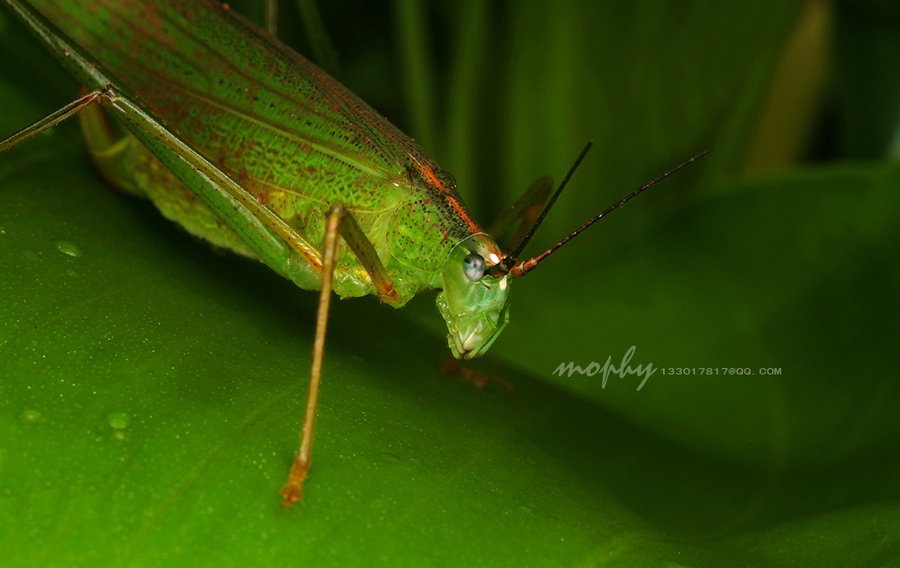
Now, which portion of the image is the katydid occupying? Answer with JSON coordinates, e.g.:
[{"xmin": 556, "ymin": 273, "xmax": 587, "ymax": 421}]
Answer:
[{"xmin": 0, "ymin": 0, "xmax": 706, "ymax": 507}]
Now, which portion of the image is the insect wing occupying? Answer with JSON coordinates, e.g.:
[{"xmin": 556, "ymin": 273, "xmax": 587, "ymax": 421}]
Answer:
[{"xmin": 26, "ymin": 0, "xmax": 444, "ymax": 212}]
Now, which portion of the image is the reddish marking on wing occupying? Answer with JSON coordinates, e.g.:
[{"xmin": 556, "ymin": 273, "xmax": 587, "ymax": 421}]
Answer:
[
  {"xmin": 416, "ymin": 164, "xmax": 444, "ymax": 192},
  {"xmin": 415, "ymin": 163, "xmax": 481, "ymax": 234},
  {"xmin": 445, "ymin": 195, "xmax": 481, "ymax": 234}
]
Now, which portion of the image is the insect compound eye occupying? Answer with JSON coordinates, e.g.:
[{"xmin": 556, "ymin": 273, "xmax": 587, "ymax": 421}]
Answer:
[{"xmin": 462, "ymin": 253, "xmax": 486, "ymax": 281}]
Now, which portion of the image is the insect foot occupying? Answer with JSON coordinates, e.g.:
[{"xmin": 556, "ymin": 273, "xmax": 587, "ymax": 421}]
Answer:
[
  {"xmin": 280, "ymin": 458, "xmax": 310, "ymax": 508},
  {"xmin": 441, "ymin": 356, "xmax": 514, "ymax": 393}
]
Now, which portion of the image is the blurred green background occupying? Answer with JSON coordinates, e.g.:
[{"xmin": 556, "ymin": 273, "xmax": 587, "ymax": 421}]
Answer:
[{"xmin": 1, "ymin": 0, "xmax": 898, "ymax": 566}]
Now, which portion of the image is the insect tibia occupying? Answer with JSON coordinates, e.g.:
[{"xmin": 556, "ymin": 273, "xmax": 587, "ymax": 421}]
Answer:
[{"xmin": 0, "ymin": 89, "xmax": 105, "ymax": 154}]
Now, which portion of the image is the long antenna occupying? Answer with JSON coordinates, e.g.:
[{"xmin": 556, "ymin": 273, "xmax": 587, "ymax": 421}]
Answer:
[
  {"xmin": 487, "ymin": 141, "xmax": 594, "ymax": 277},
  {"xmin": 508, "ymin": 149, "xmax": 710, "ymax": 279},
  {"xmin": 508, "ymin": 141, "xmax": 594, "ymax": 262}
]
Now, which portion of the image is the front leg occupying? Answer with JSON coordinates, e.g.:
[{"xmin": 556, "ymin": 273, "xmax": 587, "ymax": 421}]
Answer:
[
  {"xmin": 441, "ymin": 356, "xmax": 514, "ymax": 393},
  {"xmin": 281, "ymin": 203, "xmax": 398, "ymax": 507}
]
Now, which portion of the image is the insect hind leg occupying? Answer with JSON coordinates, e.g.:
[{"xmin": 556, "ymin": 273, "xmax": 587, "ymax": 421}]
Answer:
[{"xmin": 0, "ymin": 88, "xmax": 106, "ymax": 154}]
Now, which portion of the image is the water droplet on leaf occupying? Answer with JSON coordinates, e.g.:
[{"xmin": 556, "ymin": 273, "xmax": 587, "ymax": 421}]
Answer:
[
  {"xmin": 21, "ymin": 409, "xmax": 42, "ymax": 423},
  {"xmin": 55, "ymin": 240, "xmax": 82, "ymax": 258},
  {"xmin": 107, "ymin": 411, "xmax": 130, "ymax": 430}
]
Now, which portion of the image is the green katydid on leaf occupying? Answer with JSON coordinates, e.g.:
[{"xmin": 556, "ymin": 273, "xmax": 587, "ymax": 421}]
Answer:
[{"xmin": 0, "ymin": 0, "xmax": 704, "ymax": 506}]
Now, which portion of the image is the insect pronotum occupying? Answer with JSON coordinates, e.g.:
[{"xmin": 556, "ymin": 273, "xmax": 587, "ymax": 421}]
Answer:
[{"xmin": 0, "ymin": 0, "xmax": 706, "ymax": 506}]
